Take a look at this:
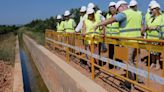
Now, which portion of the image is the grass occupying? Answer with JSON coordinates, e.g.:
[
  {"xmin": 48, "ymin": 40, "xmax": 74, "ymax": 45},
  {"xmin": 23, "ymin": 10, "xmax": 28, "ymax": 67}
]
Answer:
[
  {"xmin": 0, "ymin": 33, "xmax": 16, "ymax": 65},
  {"xmin": 17, "ymin": 27, "xmax": 45, "ymax": 45},
  {"xmin": 24, "ymin": 31, "xmax": 45, "ymax": 45}
]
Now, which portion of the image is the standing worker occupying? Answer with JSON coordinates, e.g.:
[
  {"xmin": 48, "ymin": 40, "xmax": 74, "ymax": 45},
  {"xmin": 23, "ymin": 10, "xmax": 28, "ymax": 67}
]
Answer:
[
  {"xmin": 146, "ymin": 2, "xmax": 163, "ymax": 70},
  {"xmin": 64, "ymin": 10, "xmax": 76, "ymax": 53},
  {"xmin": 79, "ymin": 6, "xmax": 87, "ymax": 65},
  {"xmin": 94, "ymin": 0, "xmax": 143, "ymax": 90},
  {"xmin": 145, "ymin": 0, "xmax": 157, "ymax": 24},
  {"xmin": 57, "ymin": 15, "xmax": 64, "ymax": 32},
  {"xmin": 64, "ymin": 10, "xmax": 76, "ymax": 33},
  {"xmin": 80, "ymin": 6, "xmax": 87, "ymax": 23},
  {"xmin": 88, "ymin": 3, "xmax": 107, "ymax": 66},
  {"xmin": 82, "ymin": 8, "xmax": 100, "ymax": 72},
  {"xmin": 106, "ymin": 2, "xmax": 119, "ymax": 69},
  {"xmin": 56, "ymin": 15, "xmax": 65, "ymax": 50}
]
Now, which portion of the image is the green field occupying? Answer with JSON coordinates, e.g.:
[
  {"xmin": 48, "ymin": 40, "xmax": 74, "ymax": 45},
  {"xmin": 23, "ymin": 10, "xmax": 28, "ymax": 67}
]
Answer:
[{"xmin": 0, "ymin": 33, "xmax": 16, "ymax": 65}]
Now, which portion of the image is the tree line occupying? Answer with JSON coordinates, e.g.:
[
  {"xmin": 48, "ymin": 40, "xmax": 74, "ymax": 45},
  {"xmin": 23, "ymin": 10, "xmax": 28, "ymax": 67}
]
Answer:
[{"xmin": 0, "ymin": 6, "xmax": 164, "ymax": 34}]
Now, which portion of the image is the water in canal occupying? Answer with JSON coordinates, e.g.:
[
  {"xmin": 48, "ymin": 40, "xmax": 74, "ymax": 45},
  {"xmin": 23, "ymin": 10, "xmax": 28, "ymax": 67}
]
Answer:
[{"xmin": 19, "ymin": 35, "xmax": 49, "ymax": 92}]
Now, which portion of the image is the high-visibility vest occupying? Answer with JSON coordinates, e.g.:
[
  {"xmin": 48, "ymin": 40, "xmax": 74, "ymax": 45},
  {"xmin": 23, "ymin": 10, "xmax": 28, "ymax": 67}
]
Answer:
[
  {"xmin": 57, "ymin": 21, "xmax": 64, "ymax": 32},
  {"xmin": 145, "ymin": 12, "xmax": 151, "ymax": 25},
  {"xmin": 84, "ymin": 19, "xmax": 99, "ymax": 44},
  {"xmin": 64, "ymin": 19, "xmax": 75, "ymax": 32},
  {"xmin": 95, "ymin": 11, "xmax": 102, "ymax": 34},
  {"xmin": 147, "ymin": 14, "xmax": 164, "ymax": 39},
  {"xmin": 80, "ymin": 16, "xmax": 83, "ymax": 21},
  {"xmin": 95, "ymin": 11, "xmax": 101, "ymax": 23},
  {"xmin": 120, "ymin": 9, "xmax": 142, "ymax": 38},
  {"xmin": 106, "ymin": 13, "xmax": 119, "ymax": 36},
  {"xmin": 161, "ymin": 14, "xmax": 164, "ymax": 39}
]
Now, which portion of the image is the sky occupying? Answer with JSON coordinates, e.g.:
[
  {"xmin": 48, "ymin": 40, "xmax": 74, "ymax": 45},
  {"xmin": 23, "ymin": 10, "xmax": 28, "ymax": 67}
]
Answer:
[{"xmin": 0, "ymin": 0, "xmax": 163, "ymax": 25}]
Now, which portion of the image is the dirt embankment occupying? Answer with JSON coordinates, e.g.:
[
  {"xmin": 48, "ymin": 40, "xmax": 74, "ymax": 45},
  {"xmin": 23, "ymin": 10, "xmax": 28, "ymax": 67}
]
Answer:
[{"xmin": 0, "ymin": 61, "xmax": 13, "ymax": 92}]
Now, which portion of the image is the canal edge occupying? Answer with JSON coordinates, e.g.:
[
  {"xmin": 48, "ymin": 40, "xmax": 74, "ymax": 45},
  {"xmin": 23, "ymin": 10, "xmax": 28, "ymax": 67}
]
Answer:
[{"xmin": 13, "ymin": 36, "xmax": 24, "ymax": 92}]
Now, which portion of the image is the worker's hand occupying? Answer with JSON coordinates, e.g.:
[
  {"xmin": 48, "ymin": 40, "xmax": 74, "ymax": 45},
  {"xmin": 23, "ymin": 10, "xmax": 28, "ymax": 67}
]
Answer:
[
  {"xmin": 82, "ymin": 33, "xmax": 85, "ymax": 37},
  {"xmin": 94, "ymin": 25, "xmax": 98, "ymax": 32},
  {"xmin": 148, "ymin": 26, "xmax": 157, "ymax": 30}
]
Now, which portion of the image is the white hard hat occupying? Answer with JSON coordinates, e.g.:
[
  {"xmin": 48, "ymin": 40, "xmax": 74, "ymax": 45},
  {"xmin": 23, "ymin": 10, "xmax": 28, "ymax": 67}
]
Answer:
[
  {"xmin": 129, "ymin": 0, "xmax": 138, "ymax": 7},
  {"xmin": 64, "ymin": 10, "xmax": 70, "ymax": 16},
  {"xmin": 109, "ymin": 2, "xmax": 116, "ymax": 7},
  {"xmin": 116, "ymin": 0, "xmax": 128, "ymax": 9},
  {"xmin": 97, "ymin": 10, "xmax": 102, "ymax": 14},
  {"xmin": 80, "ymin": 6, "xmax": 87, "ymax": 12},
  {"xmin": 87, "ymin": 8, "xmax": 94, "ymax": 15},
  {"xmin": 149, "ymin": 0, "xmax": 157, "ymax": 7},
  {"xmin": 147, "ymin": 8, "xmax": 150, "ymax": 12},
  {"xmin": 57, "ymin": 15, "xmax": 62, "ymax": 19},
  {"xmin": 151, "ymin": 2, "xmax": 160, "ymax": 9},
  {"xmin": 87, "ymin": 2, "xmax": 95, "ymax": 9}
]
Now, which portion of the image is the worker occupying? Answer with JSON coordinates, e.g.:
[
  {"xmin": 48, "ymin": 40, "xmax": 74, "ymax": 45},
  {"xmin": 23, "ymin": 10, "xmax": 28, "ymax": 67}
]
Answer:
[
  {"xmin": 87, "ymin": 2, "xmax": 102, "ymax": 23},
  {"xmin": 56, "ymin": 15, "xmax": 65, "ymax": 50},
  {"xmin": 64, "ymin": 10, "xmax": 76, "ymax": 33},
  {"xmin": 96, "ymin": 10, "xmax": 107, "ymax": 66},
  {"xmin": 106, "ymin": 2, "xmax": 120, "ymax": 69},
  {"xmin": 97, "ymin": 10, "xmax": 107, "ymax": 54},
  {"xmin": 77, "ymin": 6, "xmax": 87, "ymax": 33},
  {"xmin": 94, "ymin": 0, "xmax": 143, "ymax": 90},
  {"xmin": 79, "ymin": 6, "xmax": 87, "ymax": 65},
  {"xmin": 80, "ymin": 6, "xmax": 87, "ymax": 22},
  {"xmin": 64, "ymin": 10, "xmax": 76, "ymax": 53},
  {"xmin": 82, "ymin": 8, "xmax": 99, "ymax": 72},
  {"xmin": 88, "ymin": 3, "xmax": 107, "ymax": 66},
  {"xmin": 145, "ymin": 0, "xmax": 157, "ymax": 25},
  {"xmin": 75, "ymin": 3, "xmax": 96, "ymax": 33},
  {"xmin": 56, "ymin": 15, "xmax": 64, "ymax": 32},
  {"xmin": 146, "ymin": 2, "xmax": 164, "ymax": 70}
]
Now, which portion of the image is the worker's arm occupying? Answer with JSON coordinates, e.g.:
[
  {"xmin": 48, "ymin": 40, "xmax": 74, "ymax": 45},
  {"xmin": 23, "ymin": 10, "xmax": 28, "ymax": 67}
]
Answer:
[
  {"xmin": 147, "ymin": 26, "xmax": 158, "ymax": 30},
  {"xmin": 82, "ymin": 21, "xmax": 86, "ymax": 36},
  {"xmin": 141, "ymin": 24, "xmax": 145, "ymax": 37},
  {"xmin": 94, "ymin": 17, "xmax": 116, "ymax": 31},
  {"xmin": 94, "ymin": 13, "xmax": 126, "ymax": 31}
]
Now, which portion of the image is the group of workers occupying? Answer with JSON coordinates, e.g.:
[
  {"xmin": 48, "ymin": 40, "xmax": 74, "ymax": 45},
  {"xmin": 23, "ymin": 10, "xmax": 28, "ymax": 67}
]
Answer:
[{"xmin": 55, "ymin": 0, "xmax": 164, "ymax": 90}]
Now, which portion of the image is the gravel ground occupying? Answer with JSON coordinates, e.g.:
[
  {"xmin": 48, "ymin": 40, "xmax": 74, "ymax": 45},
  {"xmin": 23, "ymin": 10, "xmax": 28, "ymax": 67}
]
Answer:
[
  {"xmin": 0, "ymin": 61, "xmax": 13, "ymax": 92},
  {"xmin": 48, "ymin": 46, "xmax": 164, "ymax": 92}
]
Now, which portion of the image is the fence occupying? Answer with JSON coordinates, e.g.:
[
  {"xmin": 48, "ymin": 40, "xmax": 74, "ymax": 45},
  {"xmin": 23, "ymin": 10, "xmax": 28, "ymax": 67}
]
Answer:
[{"xmin": 45, "ymin": 29, "xmax": 164, "ymax": 92}]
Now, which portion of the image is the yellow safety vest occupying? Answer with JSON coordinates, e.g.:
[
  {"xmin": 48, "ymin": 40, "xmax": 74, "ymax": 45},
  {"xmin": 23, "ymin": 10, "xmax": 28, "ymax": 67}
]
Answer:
[
  {"xmin": 64, "ymin": 19, "xmax": 75, "ymax": 32},
  {"xmin": 80, "ymin": 16, "xmax": 83, "ymax": 21},
  {"xmin": 57, "ymin": 21, "xmax": 64, "ymax": 32},
  {"xmin": 84, "ymin": 19, "xmax": 99, "ymax": 44},
  {"xmin": 95, "ymin": 11, "xmax": 103, "ymax": 34},
  {"xmin": 145, "ymin": 12, "xmax": 151, "ymax": 25},
  {"xmin": 147, "ymin": 14, "xmax": 164, "ymax": 39},
  {"xmin": 162, "ymin": 14, "xmax": 164, "ymax": 39},
  {"xmin": 95, "ymin": 11, "xmax": 101, "ymax": 23},
  {"xmin": 120, "ymin": 9, "xmax": 142, "ymax": 38},
  {"xmin": 106, "ymin": 14, "xmax": 119, "ymax": 36}
]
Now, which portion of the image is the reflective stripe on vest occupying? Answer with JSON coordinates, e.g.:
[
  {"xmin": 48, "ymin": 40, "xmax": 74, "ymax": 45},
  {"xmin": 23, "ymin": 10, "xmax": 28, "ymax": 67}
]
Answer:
[
  {"xmin": 148, "ymin": 35, "xmax": 159, "ymax": 38},
  {"xmin": 106, "ymin": 27, "xmax": 119, "ymax": 29},
  {"xmin": 86, "ymin": 32, "xmax": 100, "ymax": 35},
  {"xmin": 120, "ymin": 28, "xmax": 141, "ymax": 33},
  {"xmin": 65, "ymin": 28, "xmax": 74, "ymax": 30},
  {"xmin": 106, "ymin": 31, "xmax": 119, "ymax": 34}
]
